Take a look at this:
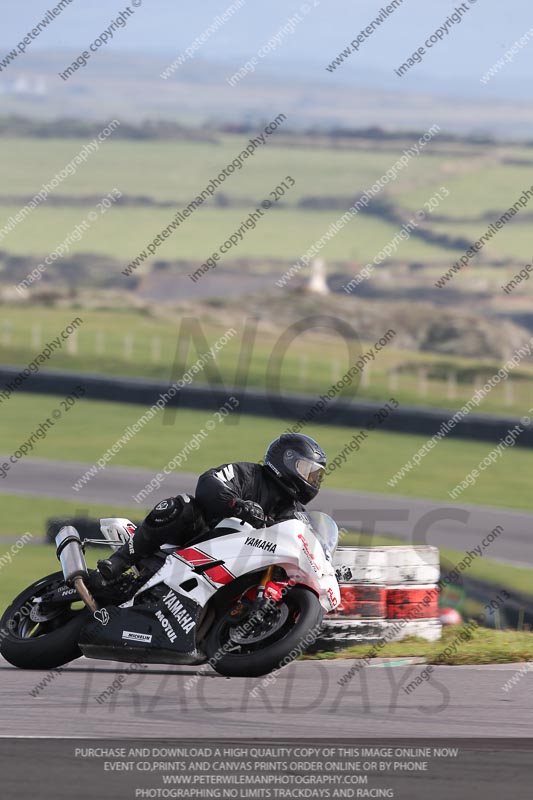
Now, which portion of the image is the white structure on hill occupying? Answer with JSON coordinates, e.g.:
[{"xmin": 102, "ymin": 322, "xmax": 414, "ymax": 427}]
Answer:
[{"xmin": 308, "ymin": 258, "xmax": 329, "ymax": 294}]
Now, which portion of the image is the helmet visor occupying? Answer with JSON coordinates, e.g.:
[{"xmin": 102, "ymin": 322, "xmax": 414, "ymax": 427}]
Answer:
[{"xmin": 295, "ymin": 458, "xmax": 325, "ymax": 489}]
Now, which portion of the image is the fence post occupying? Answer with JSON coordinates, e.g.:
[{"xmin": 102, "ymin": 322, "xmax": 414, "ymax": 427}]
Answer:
[
  {"xmin": 67, "ymin": 331, "xmax": 78, "ymax": 355},
  {"xmin": 418, "ymin": 367, "xmax": 428, "ymax": 397},
  {"xmin": 446, "ymin": 371, "xmax": 457, "ymax": 400},
  {"xmin": 2, "ymin": 320, "xmax": 12, "ymax": 347},
  {"xmin": 31, "ymin": 323, "xmax": 42, "ymax": 349},
  {"xmin": 124, "ymin": 334, "xmax": 134, "ymax": 361},
  {"xmin": 388, "ymin": 368, "xmax": 399, "ymax": 392}
]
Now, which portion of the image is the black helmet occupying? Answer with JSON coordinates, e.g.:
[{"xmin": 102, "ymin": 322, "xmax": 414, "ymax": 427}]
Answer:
[{"xmin": 264, "ymin": 433, "xmax": 326, "ymax": 504}]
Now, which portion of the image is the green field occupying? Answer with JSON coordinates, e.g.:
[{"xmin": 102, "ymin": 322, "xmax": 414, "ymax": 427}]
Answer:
[
  {"xmin": 0, "ymin": 206, "xmax": 466, "ymax": 264},
  {"xmin": 2, "ymin": 305, "xmax": 533, "ymax": 417},
  {"xmin": 1, "ymin": 133, "xmax": 532, "ymax": 268},
  {"xmin": 1, "ymin": 393, "xmax": 532, "ymax": 512},
  {"xmin": 0, "ymin": 135, "xmax": 457, "ymax": 204}
]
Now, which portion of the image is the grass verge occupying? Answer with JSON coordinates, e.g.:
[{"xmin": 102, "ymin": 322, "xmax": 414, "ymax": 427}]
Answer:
[
  {"xmin": 2, "ymin": 394, "xmax": 533, "ymax": 511},
  {"xmin": 314, "ymin": 625, "xmax": 533, "ymax": 665}
]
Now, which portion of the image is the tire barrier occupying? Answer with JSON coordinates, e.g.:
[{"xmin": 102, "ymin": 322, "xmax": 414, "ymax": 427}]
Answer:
[
  {"xmin": 313, "ymin": 618, "xmax": 443, "ymax": 652},
  {"xmin": 2, "ymin": 364, "xmax": 532, "ymax": 446},
  {"xmin": 318, "ymin": 546, "xmax": 442, "ymax": 651}
]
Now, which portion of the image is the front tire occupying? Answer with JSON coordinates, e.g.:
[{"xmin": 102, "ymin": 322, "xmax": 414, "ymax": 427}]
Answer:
[
  {"xmin": 0, "ymin": 572, "xmax": 89, "ymax": 670},
  {"xmin": 205, "ymin": 584, "xmax": 323, "ymax": 678}
]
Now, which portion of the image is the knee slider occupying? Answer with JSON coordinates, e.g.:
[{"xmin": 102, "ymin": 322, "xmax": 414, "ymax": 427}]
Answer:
[{"xmin": 145, "ymin": 497, "xmax": 181, "ymax": 528}]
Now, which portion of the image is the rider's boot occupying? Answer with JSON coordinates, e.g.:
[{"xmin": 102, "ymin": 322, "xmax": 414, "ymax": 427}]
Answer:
[
  {"xmin": 97, "ymin": 495, "xmax": 203, "ymax": 583},
  {"xmin": 97, "ymin": 543, "xmax": 135, "ymax": 582},
  {"xmin": 97, "ymin": 525, "xmax": 153, "ymax": 582}
]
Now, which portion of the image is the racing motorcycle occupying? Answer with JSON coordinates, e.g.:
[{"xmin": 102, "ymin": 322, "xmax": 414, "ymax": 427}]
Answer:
[{"xmin": 0, "ymin": 512, "xmax": 340, "ymax": 677}]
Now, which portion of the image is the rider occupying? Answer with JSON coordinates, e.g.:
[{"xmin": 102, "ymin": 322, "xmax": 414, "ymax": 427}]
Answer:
[{"xmin": 97, "ymin": 433, "xmax": 327, "ymax": 582}]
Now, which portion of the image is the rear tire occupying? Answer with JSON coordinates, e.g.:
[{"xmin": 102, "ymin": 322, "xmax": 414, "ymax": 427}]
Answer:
[
  {"xmin": 205, "ymin": 584, "xmax": 323, "ymax": 678},
  {"xmin": 0, "ymin": 572, "xmax": 89, "ymax": 670}
]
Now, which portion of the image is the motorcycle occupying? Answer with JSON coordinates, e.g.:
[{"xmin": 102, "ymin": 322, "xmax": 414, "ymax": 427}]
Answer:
[{"xmin": 0, "ymin": 511, "xmax": 340, "ymax": 677}]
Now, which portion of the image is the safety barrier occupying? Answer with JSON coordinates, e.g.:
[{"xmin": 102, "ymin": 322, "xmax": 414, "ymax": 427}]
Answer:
[
  {"xmin": 317, "ymin": 545, "xmax": 442, "ymax": 651},
  {"xmin": 2, "ymin": 365, "xmax": 532, "ymax": 445}
]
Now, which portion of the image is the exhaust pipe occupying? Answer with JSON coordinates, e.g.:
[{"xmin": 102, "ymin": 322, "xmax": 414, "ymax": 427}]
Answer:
[{"xmin": 55, "ymin": 526, "xmax": 98, "ymax": 613}]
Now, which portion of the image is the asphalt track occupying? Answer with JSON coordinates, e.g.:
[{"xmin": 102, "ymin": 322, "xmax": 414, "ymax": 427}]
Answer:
[
  {"xmin": 1, "ymin": 456, "xmax": 532, "ymax": 566},
  {"xmin": 0, "ymin": 655, "xmax": 532, "ymax": 738}
]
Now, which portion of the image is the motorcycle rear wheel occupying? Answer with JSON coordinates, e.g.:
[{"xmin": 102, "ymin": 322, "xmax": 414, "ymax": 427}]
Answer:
[
  {"xmin": 0, "ymin": 571, "xmax": 89, "ymax": 670},
  {"xmin": 205, "ymin": 583, "xmax": 323, "ymax": 678}
]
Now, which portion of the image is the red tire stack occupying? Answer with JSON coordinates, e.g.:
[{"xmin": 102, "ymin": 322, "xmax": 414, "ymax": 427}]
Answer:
[{"xmin": 317, "ymin": 546, "xmax": 442, "ymax": 651}]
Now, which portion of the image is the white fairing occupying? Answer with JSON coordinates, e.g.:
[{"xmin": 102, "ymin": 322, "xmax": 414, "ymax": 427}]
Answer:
[
  {"xmin": 100, "ymin": 518, "xmax": 138, "ymax": 549},
  {"xmin": 100, "ymin": 515, "xmax": 341, "ymax": 613}
]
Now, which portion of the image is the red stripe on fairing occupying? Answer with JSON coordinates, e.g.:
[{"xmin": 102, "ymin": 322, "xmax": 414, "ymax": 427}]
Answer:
[
  {"xmin": 175, "ymin": 546, "xmax": 235, "ymax": 585},
  {"xmin": 175, "ymin": 546, "xmax": 213, "ymax": 565},
  {"xmin": 204, "ymin": 565, "xmax": 234, "ymax": 585}
]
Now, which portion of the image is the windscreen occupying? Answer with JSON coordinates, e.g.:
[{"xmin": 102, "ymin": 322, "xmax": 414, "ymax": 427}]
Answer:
[{"xmin": 306, "ymin": 511, "xmax": 339, "ymax": 558}]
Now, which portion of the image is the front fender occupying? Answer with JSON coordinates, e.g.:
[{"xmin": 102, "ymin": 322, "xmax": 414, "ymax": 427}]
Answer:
[{"xmin": 317, "ymin": 573, "xmax": 341, "ymax": 613}]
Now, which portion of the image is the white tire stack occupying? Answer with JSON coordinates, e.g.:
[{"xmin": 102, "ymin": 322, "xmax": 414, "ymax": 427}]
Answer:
[{"xmin": 316, "ymin": 546, "xmax": 442, "ymax": 651}]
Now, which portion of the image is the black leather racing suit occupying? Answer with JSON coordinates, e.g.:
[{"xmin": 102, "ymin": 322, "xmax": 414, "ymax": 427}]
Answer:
[
  {"xmin": 125, "ymin": 462, "xmax": 307, "ymax": 560},
  {"xmin": 195, "ymin": 462, "xmax": 307, "ymax": 528}
]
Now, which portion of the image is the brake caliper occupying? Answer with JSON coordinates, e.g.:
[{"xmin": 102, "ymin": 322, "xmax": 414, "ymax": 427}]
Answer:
[{"xmin": 263, "ymin": 580, "xmax": 290, "ymax": 603}]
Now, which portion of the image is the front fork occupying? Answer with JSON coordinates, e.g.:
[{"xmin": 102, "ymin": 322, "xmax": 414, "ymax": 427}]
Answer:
[
  {"xmin": 256, "ymin": 566, "xmax": 275, "ymax": 601},
  {"xmin": 249, "ymin": 566, "xmax": 290, "ymax": 622}
]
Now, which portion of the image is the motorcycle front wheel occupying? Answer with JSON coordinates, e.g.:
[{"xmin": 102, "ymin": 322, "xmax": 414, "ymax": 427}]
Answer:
[
  {"xmin": 0, "ymin": 571, "xmax": 89, "ymax": 670},
  {"xmin": 205, "ymin": 583, "xmax": 323, "ymax": 678}
]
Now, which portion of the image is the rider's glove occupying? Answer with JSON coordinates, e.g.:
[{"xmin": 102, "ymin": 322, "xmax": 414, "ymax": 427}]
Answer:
[{"xmin": 231, "ymin": 499, "xmax": 266, "ymax": 528}]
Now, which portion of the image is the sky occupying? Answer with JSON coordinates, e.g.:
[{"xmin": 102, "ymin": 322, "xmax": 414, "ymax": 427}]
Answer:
[{"xmin": 1, "ymin": 0, "xmax": 532, "ymax": 98}]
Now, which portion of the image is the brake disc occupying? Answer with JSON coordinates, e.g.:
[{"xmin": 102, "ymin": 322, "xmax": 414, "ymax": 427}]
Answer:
[
  {"xmin": 29, "ymin": 600, "xmax": 65, "ymax": 623},
  {"xmin": 229, "ymin": 604, "xmax": 289, "ymax": 645}
]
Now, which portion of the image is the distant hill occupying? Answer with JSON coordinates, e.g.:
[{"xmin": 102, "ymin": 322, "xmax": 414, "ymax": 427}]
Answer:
[{"xmin": 1, "ymin": 50, "xmax": 533, "ymax": 139}]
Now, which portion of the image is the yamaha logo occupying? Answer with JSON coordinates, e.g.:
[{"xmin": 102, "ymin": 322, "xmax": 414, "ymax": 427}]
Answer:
[{"xmin": 156, "ymin": 501, "xmax": 169, "ymax": 511}]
